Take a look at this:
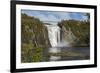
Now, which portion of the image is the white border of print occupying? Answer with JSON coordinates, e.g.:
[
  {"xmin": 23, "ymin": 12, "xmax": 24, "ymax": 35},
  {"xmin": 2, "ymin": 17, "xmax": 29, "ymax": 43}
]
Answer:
[{"xmin": 16, "ymin": 4, "xmax": 94, "ymax": 69}]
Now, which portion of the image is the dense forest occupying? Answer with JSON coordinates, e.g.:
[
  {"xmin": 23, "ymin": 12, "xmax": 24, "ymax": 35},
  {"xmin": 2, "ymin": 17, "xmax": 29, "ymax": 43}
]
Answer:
[{"xmin": 21, "ymin": 13, "xmax": 90, "ymax": 63}]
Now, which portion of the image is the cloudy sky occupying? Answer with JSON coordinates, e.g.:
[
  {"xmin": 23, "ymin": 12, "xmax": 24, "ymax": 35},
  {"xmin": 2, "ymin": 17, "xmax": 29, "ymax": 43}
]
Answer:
[{"xmin": 21, "ymin": 10, "xmax": 88, "ymax": 24}]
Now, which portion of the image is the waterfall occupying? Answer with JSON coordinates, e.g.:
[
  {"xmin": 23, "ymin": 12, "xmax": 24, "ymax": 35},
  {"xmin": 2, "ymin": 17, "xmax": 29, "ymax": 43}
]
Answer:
[
  {"xmin": 45, "ymin": 24, "xmax": 61, "ymax": 61},
  {"xmin": 46, "ymin": 25, "xmax": 60, "ymax": 47}
]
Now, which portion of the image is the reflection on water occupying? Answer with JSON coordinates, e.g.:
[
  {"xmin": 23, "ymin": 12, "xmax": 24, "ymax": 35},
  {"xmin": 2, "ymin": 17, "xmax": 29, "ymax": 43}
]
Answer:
[
  {"xmin": 49, "ymin": 47, "xmax": 61, "ymax": 61},
  {"xmin": 43, "ymin": 47, "xmax": 90, "ymax": 61},
  {"xmin": 50, "ymin": 56, "xmax": 61, "ymax": 61},
  {"xmin": 61, "ymin": 47, "xmax": 90, "ymax": 61}
]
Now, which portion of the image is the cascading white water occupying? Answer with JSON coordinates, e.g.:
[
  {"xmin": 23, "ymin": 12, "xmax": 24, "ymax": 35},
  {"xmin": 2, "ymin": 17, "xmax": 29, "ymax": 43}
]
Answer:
[{"xmin": 45, "ymin": 24, "xmax": 61, "ymax": 61}]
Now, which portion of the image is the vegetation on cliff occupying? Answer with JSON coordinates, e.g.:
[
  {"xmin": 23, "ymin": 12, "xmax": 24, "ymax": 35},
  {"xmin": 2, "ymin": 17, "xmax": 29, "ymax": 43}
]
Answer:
[
  {"xmin": 21, "ymin": 13, "xmax": 50, "ymax": 63},
  {"xmin": 58, "ymin": 19, "xmax": 90, "ymax": 47}
]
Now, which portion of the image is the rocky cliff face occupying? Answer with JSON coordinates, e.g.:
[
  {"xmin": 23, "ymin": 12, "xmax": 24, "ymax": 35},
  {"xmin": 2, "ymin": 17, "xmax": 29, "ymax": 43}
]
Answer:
[
  {"xmin": 58, "ymin": 20, "xmax": 90, "ymax": 47},
  {"xmin": 61, "ymin": 26, "xmax": 77, "ymax": 47},
  {"xmin": 21, "ymin": 13, "xmax": 51, "ymax": 62},
  {"xmin": 21, "ymin": 13, "xmax": 51, "ymax": 48}
]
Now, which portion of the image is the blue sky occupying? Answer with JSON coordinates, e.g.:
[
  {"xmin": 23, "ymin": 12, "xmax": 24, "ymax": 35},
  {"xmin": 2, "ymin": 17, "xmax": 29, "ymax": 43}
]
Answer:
[{"xmin": 21, "ymin": 10, "xmax": 88, "ymax": 24}]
